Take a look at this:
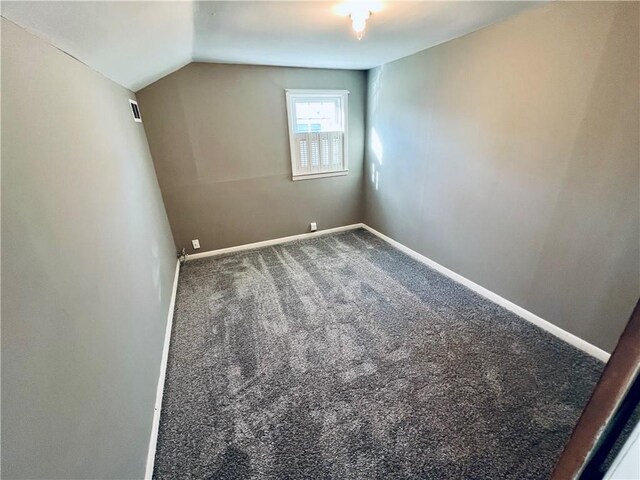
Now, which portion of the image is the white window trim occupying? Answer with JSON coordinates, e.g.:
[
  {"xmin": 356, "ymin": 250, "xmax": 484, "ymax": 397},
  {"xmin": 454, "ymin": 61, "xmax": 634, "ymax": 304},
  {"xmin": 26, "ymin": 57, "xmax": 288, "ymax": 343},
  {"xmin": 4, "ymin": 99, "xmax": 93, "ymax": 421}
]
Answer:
[{"xmin": 285, "ymin": 89, "xmax": 349, "ymax": 181}]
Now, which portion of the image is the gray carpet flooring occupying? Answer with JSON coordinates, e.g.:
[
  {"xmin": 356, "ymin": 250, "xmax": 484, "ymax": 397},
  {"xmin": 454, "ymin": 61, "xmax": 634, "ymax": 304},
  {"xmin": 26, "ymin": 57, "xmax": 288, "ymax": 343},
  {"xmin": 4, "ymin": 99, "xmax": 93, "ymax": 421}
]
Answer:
[{"xmin": 153, "ymin": 229, "xmax": 604, "ymax": 479}]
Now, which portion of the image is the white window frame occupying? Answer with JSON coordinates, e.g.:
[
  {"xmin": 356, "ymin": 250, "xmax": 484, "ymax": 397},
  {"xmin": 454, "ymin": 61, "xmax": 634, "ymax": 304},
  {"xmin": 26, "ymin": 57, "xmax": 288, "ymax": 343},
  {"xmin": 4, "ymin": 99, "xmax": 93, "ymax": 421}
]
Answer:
[{"xmin": 285, "ymin": 89, "xmax": 349, "ymax": 181}]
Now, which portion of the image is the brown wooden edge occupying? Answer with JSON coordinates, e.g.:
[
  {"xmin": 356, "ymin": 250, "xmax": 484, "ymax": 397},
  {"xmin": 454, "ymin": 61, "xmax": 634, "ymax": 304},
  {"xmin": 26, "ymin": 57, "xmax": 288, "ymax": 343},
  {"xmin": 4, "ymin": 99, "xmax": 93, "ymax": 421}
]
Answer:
[{"xmin": 551, "ymin": 299, "xmax": 640, "ymax": 479}]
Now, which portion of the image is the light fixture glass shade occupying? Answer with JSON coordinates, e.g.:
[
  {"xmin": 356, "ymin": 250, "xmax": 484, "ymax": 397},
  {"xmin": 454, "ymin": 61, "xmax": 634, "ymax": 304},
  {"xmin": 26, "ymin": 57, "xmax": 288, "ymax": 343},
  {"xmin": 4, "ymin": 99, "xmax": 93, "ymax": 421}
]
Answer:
[
  {"xmin": 352, "ymin": 17, "xmax": 366, "ymax": 33},
  {"xmin": 337, "ymin": 2, "xmax": 382, "ymax": 40}
]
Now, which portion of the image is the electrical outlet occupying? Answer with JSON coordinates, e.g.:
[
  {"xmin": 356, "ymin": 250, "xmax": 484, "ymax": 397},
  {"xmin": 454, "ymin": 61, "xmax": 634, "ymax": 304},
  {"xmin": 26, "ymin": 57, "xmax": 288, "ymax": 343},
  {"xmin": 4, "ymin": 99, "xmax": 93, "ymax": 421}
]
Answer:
[
  {"xmin": 310, "ymin": 222, "xmax": 317, "ymax": 232},
  {"xmin": 192, "ymin": 239, "xmax": 200, "ymax": 249}
]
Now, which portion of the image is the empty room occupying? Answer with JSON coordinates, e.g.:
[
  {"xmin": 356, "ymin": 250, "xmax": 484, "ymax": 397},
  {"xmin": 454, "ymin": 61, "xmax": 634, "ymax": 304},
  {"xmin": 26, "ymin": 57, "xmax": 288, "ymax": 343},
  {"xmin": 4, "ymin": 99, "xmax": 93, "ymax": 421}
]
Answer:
[{"xmin": 2, "ymin": 1, "xmax": 640, "ymax": 479}]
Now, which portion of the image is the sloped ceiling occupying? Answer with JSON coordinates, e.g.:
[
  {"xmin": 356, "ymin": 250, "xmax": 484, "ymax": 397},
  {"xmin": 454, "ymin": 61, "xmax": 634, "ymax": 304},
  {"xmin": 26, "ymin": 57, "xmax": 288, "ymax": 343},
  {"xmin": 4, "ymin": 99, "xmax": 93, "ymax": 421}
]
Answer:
[
  {"xmin": 1, "ymin": 1, "xmax": 541, "ymax": 92},
  {"xmin": 1, "ymin": 1, "xmax": 195, "ymax": 91}
]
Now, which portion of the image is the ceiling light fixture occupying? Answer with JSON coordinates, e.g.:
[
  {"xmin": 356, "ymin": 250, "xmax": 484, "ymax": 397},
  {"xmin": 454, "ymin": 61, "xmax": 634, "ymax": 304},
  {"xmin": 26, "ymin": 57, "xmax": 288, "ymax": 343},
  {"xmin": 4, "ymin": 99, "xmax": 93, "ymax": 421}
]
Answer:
[
  {"xmin": 334, "ymin": 2, "xmax": 383, "ymax": 40},
  {"xmin": 350, "ymin": 10, "xmax": 369, "ymax": 40}
]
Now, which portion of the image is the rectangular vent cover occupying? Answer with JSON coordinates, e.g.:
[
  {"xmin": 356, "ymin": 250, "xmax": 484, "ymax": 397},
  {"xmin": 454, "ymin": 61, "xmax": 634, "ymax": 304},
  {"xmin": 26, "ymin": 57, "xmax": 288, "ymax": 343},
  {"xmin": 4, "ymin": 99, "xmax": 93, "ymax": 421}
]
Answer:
[{"xmin": 129, "ymin": 99, "xmax": 142, "ymax": 123}]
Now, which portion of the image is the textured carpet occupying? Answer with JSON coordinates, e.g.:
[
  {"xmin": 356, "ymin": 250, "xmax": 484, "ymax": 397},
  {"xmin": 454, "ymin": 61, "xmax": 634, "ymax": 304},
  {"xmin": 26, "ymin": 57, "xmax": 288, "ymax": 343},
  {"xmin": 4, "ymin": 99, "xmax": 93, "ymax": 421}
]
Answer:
[{"xmin": 154, "ymin": 229, "xmax": 604, "ymax": 479}]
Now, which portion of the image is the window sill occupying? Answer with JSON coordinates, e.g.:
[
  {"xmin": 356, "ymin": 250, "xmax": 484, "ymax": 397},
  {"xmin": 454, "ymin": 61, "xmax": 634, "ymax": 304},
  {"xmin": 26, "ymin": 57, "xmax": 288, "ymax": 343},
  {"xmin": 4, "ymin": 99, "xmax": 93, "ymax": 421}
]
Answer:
[{"xmin": 292, "ymin": 170, "xmax": 349, "ymax": 181}]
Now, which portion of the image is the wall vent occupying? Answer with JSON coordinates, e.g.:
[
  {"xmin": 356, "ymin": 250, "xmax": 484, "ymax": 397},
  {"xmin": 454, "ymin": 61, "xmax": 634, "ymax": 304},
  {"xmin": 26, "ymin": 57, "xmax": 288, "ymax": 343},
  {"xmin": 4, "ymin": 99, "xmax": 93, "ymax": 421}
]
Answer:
[{"xmin": 129, "ymin": 99, "xmax": 142, "ymax": 123}]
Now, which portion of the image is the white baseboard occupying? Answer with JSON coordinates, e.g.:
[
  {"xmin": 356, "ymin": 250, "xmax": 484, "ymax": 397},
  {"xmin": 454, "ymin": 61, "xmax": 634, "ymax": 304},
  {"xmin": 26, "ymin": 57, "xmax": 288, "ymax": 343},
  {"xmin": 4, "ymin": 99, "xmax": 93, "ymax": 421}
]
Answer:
[
  {"xmin": 186, "ymin": 224, "xmax": 365, "ymax": 261},
  {"xmin": 145, "ymin": 259, "xmax": 181, "ymax": 480},
  {"xmin": 144, "ymin": 223, "xmax": 611, "ymax": 480},
  {"xmin": 185, "ymin": 222, "xmax": 610, "ymax": 361},
  {"xmin": 361, "ymin": 224, "xmax": 611, "ymax": 363},
  {"xmin": 145, "ymin": 223, "xmax": 609, "ymax": 477}
]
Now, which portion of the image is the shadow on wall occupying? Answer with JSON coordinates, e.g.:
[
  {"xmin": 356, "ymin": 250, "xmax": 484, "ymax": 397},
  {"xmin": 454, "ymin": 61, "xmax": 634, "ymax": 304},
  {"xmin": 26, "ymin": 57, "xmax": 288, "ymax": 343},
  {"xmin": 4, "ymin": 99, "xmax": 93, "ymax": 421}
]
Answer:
[{"xmin": 525, "ymin": 3, "xmax": 640, "ymax": 343}]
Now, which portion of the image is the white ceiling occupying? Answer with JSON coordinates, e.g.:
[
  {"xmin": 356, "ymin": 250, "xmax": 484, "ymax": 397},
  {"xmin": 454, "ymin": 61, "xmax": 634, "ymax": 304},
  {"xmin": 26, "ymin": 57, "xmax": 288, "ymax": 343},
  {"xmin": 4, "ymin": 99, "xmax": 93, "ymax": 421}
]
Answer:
[{"xmin": 1, "ymin": 1, "xmax": 541, "ymax": 92}]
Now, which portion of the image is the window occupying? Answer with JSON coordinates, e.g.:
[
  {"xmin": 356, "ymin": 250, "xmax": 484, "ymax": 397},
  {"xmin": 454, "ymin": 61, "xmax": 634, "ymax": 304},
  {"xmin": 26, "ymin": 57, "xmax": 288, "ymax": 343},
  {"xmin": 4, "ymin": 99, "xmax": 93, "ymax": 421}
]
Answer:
[{"xmin": 285, "ymin": 89, "xmax": 349, "ymax": 181}]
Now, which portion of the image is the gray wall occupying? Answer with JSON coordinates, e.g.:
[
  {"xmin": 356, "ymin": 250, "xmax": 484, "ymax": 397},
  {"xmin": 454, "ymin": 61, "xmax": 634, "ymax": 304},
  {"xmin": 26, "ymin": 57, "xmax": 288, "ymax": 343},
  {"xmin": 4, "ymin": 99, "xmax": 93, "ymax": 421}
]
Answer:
[
  {"xmin": 364, "ymin": 1, "xmax": 639, "ymax": 352},
  {"xmin": 137, "ymin": 63, "xmax": 366, "ymax": 254},
  {"xmin": 1, "ymin": 19, "xmax": 177, "ymax": 479}
]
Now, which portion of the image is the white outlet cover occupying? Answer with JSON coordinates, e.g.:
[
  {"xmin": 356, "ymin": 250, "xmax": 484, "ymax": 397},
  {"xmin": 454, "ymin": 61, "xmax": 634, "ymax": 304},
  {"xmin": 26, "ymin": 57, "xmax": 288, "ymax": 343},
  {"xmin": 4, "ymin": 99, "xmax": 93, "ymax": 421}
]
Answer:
[
  {"xmin": 192, "ymin": 239, "xmax": 200, "ymax": 249},
  {"xmin": 310, "ymin": 222, "xmax": 317, "ymax": 231}
]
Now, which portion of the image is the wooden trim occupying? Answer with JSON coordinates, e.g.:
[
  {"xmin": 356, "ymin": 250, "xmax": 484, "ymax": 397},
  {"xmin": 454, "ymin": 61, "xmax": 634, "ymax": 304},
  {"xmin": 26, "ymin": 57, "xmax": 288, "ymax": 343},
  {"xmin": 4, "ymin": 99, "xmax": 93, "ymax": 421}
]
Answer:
[{"xmin": 551, "ymin": 300, "xmax": 640, "ymax": 479}]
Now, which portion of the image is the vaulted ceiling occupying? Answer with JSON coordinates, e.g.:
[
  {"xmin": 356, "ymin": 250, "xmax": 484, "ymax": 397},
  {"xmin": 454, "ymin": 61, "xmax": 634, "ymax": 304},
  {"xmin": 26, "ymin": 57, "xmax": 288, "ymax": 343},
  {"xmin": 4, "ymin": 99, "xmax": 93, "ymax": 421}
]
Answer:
[{"xmin": 1, "ymin": 1, "xmax": 541, "ymax": 92}]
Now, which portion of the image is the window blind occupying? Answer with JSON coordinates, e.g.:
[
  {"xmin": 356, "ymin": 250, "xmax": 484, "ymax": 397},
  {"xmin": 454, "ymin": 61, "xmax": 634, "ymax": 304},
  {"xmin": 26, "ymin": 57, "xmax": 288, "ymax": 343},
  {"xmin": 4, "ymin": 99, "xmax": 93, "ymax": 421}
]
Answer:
[{"xmin": 293, "ymin": 131, "xmax": 344, "ymax": 176}]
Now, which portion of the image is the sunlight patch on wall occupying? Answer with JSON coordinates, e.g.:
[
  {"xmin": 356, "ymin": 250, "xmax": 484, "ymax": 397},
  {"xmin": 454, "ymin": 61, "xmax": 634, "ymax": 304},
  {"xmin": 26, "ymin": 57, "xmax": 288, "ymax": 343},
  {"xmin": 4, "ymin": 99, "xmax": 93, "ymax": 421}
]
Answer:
[
  {"xmin": 369, "ymin": 66, "xmax": 383, "ymax": 116},
  {"xmin": 371, "ymin": 127, "xmax": 383, "ymax": 165}
]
